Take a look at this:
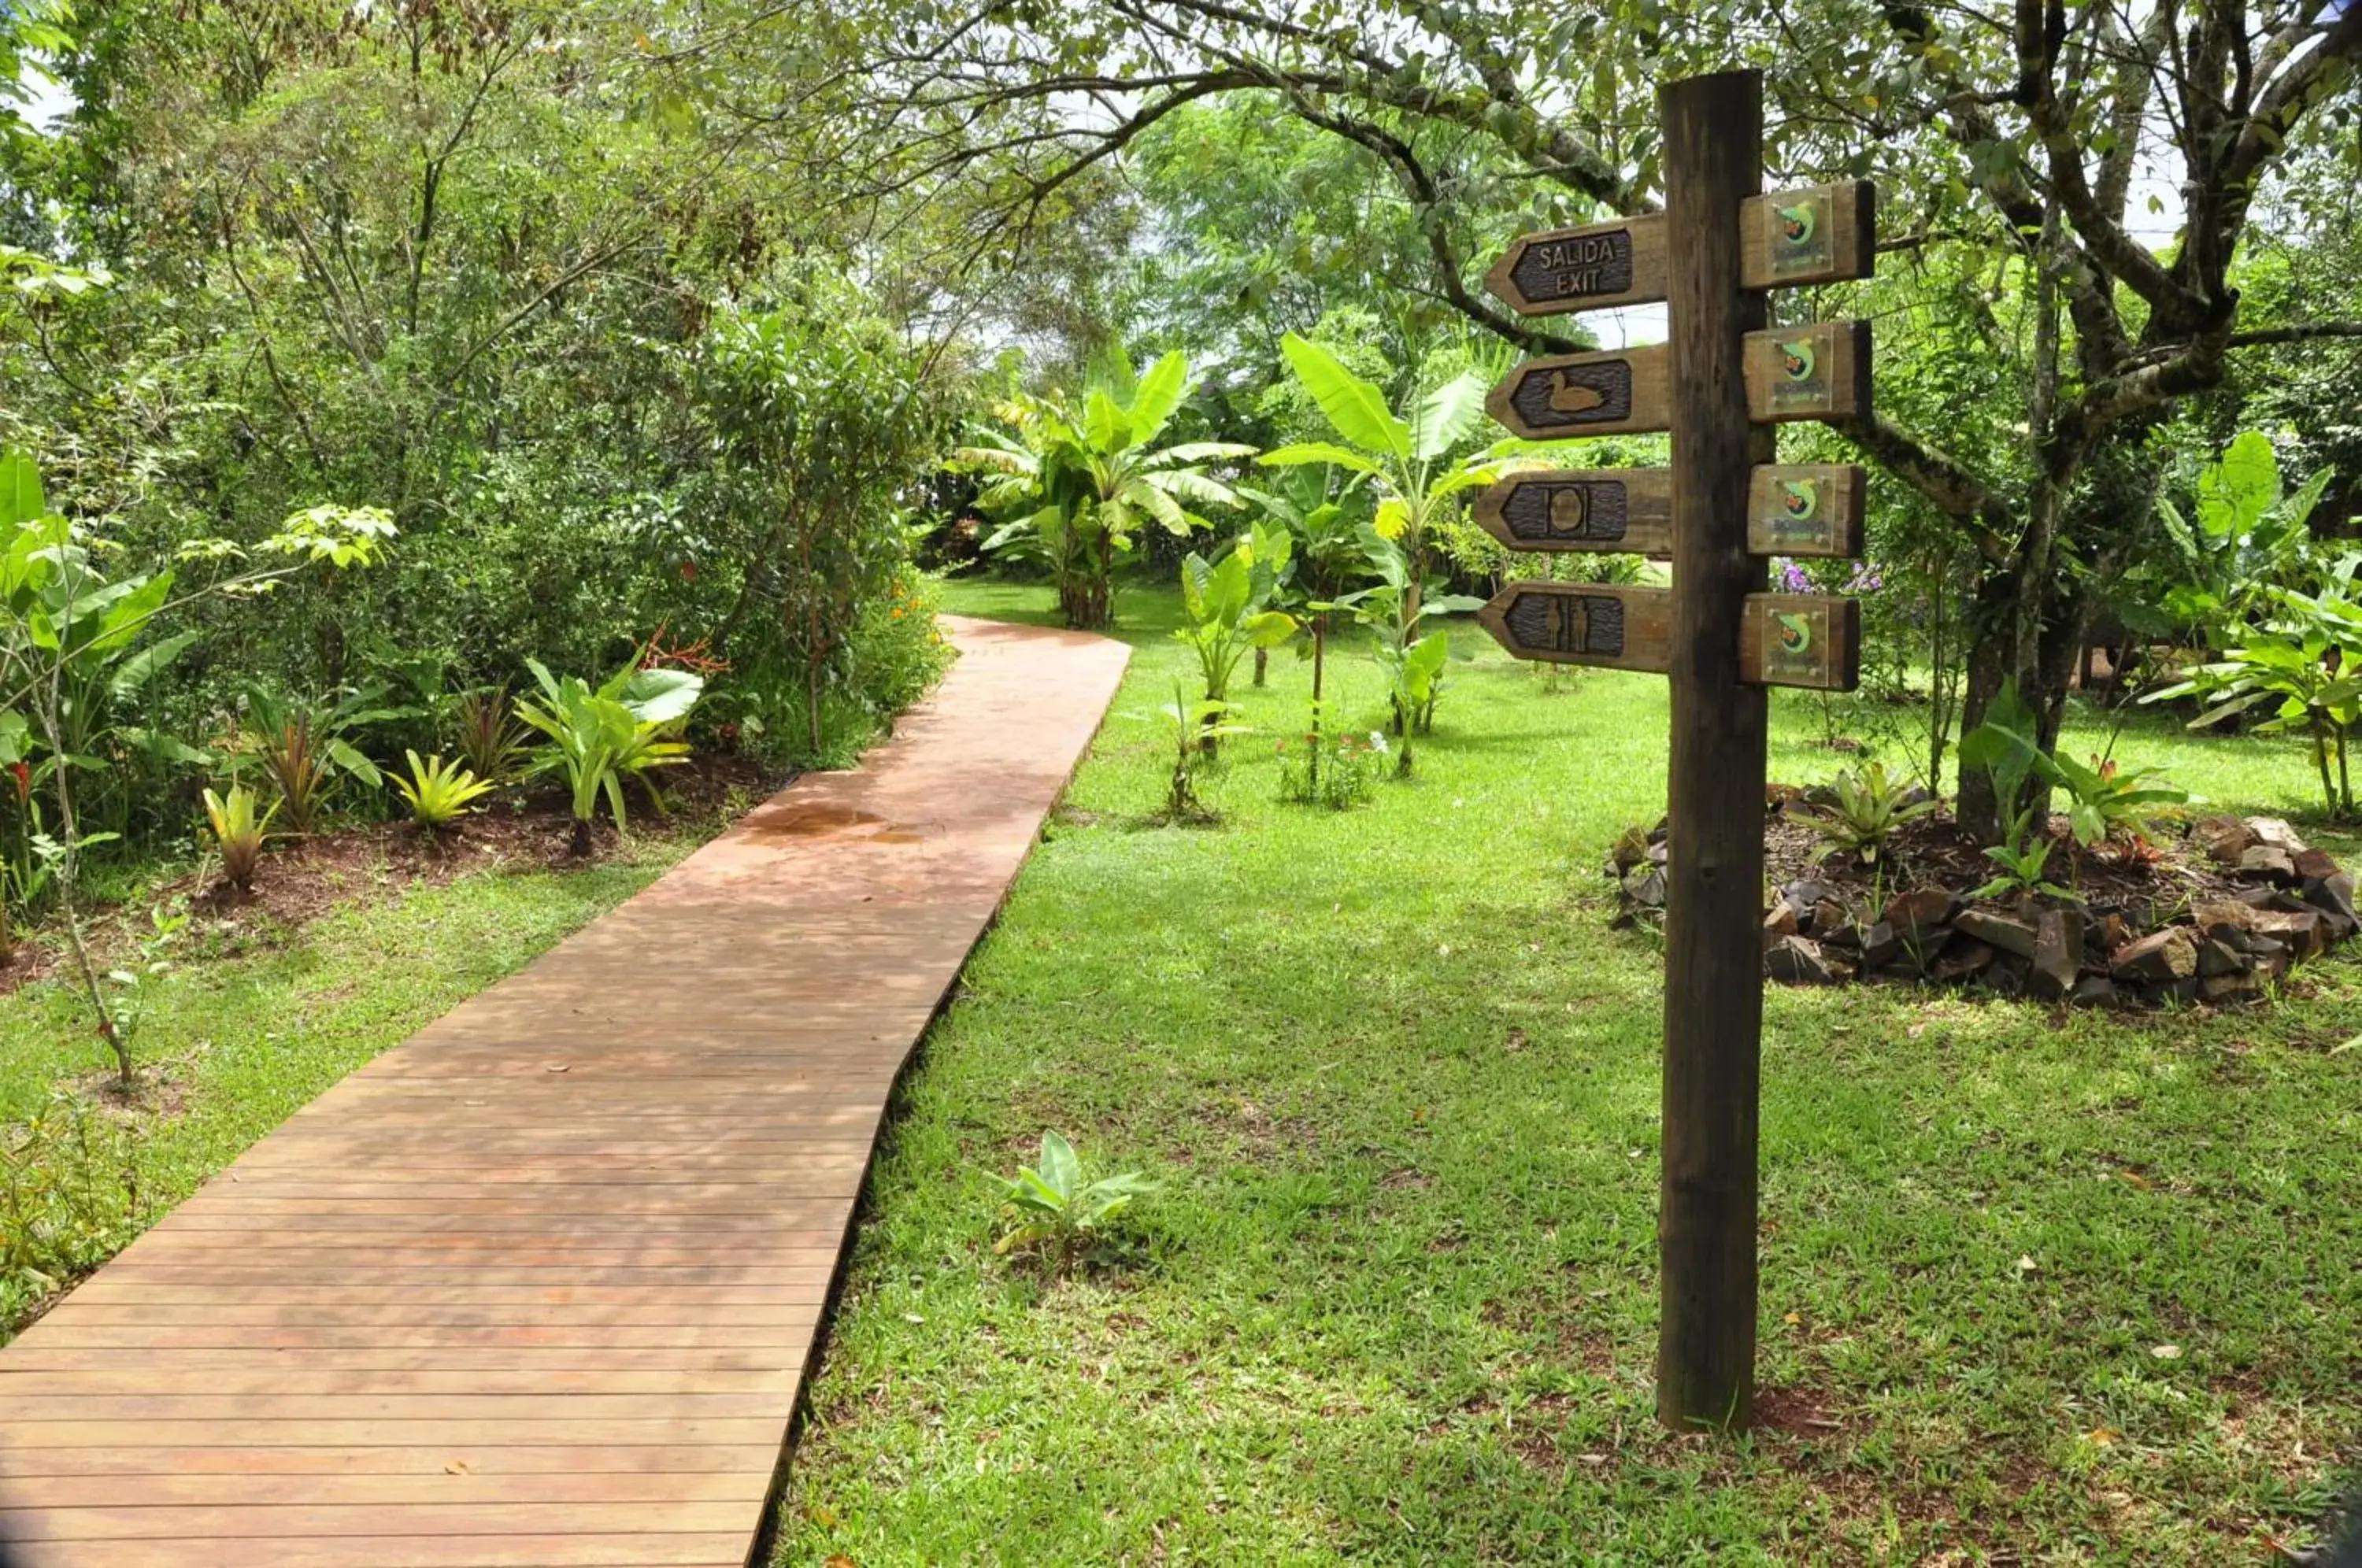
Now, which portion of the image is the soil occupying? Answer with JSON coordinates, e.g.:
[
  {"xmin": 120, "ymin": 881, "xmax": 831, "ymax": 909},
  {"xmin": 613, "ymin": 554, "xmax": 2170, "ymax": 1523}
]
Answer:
[
  {"xmin": 1762, "ymin": 793, "xmax": 2236, "ymax": 913},
  {"xmin": 0, "ymin": 753, "xmax": 790, "ymax": 1000}
]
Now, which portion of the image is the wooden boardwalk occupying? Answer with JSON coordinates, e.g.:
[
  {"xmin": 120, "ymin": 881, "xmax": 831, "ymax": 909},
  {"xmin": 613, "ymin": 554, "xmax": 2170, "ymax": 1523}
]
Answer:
[{"xmin": 0, "ymin": 616, "xmax": 1130, "ymax": 1568}]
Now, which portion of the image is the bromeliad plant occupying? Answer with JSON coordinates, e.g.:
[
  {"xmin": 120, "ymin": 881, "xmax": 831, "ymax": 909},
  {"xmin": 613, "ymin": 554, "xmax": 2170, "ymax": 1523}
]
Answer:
[
  {"xmin": 1802, "ymin": 762, "xmax": 1936, "ymax": 865},
  {"xmin": 201, "ymin": 785, "xmax": 275, "ymax": 893},
  {"xmin": 391, "ymin": 752, "xmax": 495, "ymax": 830},
  {"xmin": 514, "ymin": 656, "xmax": 705, "ymax": 855},
  {"xmin": 452, "ymin": 686, "xmax": 531, "ymax": 784},
  {"xmin": 236, "ymin": 686, "xmax": 405, "ymax": 834},
  {"xmin": 989, "ymin": 1130, "xmax": 1157, "ymax": 1263},
  {"xmin": 957, "ymin": 349, "xmax": 1253, "ymax": 631}
]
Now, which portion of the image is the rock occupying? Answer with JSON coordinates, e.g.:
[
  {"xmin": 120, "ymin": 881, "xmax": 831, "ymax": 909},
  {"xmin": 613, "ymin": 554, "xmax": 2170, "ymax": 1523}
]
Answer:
[
  {"xmin": 2070, "ymin": 974, "xmax": 2119, "ymax": 1008},
  {"xmin": 2201, "ymin": 970, "xmax": 2261, "ymax": 1004},
  {"xmin": 2301, "ymin": 871, "xmax": 2360, "ymax": 934},
  {"xmin": 1956, "ymin": 908, "xmax": 2039, "ymax": 958},
  {"xmin": 2238, "ymin": 844, "xmax": 2299, "ymax": 883},
  {"xmin": 2248, "ymin": 815, "xmax": 2309, "ymax": 853},
  {"xmin": 2112, "ymin": 927, "xmax": 2197, "ymax": 982},
  {"xmin": 2029, "ymin": 908, "xmax": 2083, "ymax": 1000},
  {"xmin": 1858, "ymin": 921, "xmax": 1901, "ymax": 970},
  {"xmin": 1781, "ymin": 880, "xmax": 1832, "ymax": 916},
  {"xmin": 2194, "ymin": 900, "xmax": 2259, "ymax": 941},
  {"xmin": 1986, "ymin": 955, "xmax": 2030, "ymax": 997},
  {"xmin": 1647, "ymin": 840, "xmax": 1670, "ymax": 866},
  {"xmin": 2197, "ymin": 938, "xmax": 2249, "ymax": 978},
  {"xmin": 1764, "ymin": 902, "xmax": 1799, "ymax": 948},
  {"xmin": 2191, "ymin": 813, "xmax": 2258, "ymax": 864},
  {"xmin": 1809, "ymin": 897, "xmax": 1853, "ymax": 939},
  {"xmin": 2249, "ymin": 906, "xmax": 2325, "ymax": 960},
  {"xmin": 1765, "ymin": 935, "xmax": 1847, "ymax": 985},
  {"xmin": 2294, "ymin": 846, "xmax": 2343, "ymax": 882},
  {"xmin": 1885, "ymin": 887, "xmax": 1955, "ymax": 941},
  {"xmin": 1609, "ymin": 824, "xmax": 1651, "ymax": 875},
  {"xmin": 2248, "ymin": 936, "xmax": 2291, "ymax": 978},
  {"xmin": 2163, "ymin": 976, "xmax": 2203, "ymax": 1005},
  {"xmin": 2095, "ymin": 912, "xmax": 2131, "ymax": 955},
  {"xmin": 1934, "ymin": 936, "xmax": 1996, "ymax": 982}
]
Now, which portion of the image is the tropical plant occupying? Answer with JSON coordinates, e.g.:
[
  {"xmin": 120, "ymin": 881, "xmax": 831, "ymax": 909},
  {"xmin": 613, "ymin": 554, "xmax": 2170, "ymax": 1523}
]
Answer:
[
  {"xmin": 2142, "ymin": 432, "xmax": 2334, "ymax": 645},
  {"xmin": 988, "ymin": 1130, "xmax": 1156, "ymax": 1260},
  {"xmin": 1971, "ymin": 836, "xmax": 2077, "ymax": 904},
  {"xmin": 391, "ymin": 753, "xmax": 495, "ymax": 831},
  {"xmin": 957, "ymin": 349, "xmax": 1254, "ymax": 630},
  {"xmin": 0, "ymin": 447, "xmax": 391, "ymax": 1074},
  {"xmin": 452, "ymin": 687, "xmax": 531, "ymax": 785},
  {"xmin": 237, "ymin": 687, "xmax": 404, "ymax": 835},
  {"xmin": 2046, "ymin": 753, "xmax": 2189, "ymax": 858},
  {"xmin": 1175, "ymin": 522, "xmax": 1298, "ymax": 749},
  {"xmin": 1157, "ymin": 683, "xmax": 1249, "ymax": 821},
  {"xmin": 1259, "ymin": 333, "xmax": 1520, "ymax": 622},
  {"xmin": 2146, "ymin": 574, "xmax": 2362, "ymax": 819},
  {"xmin": 514, "ymin": 656, "xmax": 705, "ymax": 855},
  {"xmin": 1959, "ymin": 679, "xmax": 2073, "ymax": 901},
  {"xmin": 1801, "ymin": 763, "xmax": 1935, "ymax": 865},
  {"xmin": 1332, "ymin": 528, "xmax": 1485, "ymax": 769},
  {"xmin": 202, "ymin": 786, "xmax": 276, "ymax": 893}
]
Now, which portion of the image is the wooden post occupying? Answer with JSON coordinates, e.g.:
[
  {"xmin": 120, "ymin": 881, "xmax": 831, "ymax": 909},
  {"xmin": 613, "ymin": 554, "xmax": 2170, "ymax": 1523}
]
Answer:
[{"xmin": 1657, "ymin": 68, "xmax": 1771, "ymax": 1430}]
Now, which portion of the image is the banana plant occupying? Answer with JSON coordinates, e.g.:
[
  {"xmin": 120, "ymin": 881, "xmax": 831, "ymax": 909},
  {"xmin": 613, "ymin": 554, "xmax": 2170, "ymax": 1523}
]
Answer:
[
  {"xmin": 1175, "ymin": 520, "xmax": 1298, "ymax": 749},
  {"xmin": 514, "ymin": 655, "xmax": 705, "ymax": 854},
  {"xmin": 990, "ymin": 1130, "xmax": 1157, "ymax": 1262},
  {"xmin": 1257, "ymin": 333, "xmax": 1523, "ymax": 628},
  {"xmin": 1340, "ymin": 527, "xmax": 1484, "ymax": 768},
  {"xmin": 956, "ymin": 349, "xmax": 1254, "ymax": 630}
]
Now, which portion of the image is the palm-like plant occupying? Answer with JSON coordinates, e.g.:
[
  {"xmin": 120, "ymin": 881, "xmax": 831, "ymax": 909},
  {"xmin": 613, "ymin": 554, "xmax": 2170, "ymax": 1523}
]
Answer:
[
  {"xmin": 513, "ymin": 657, "xmax": 705, "ymax": 855},
  {"xmin": 956, "ymin": 349, "xmax": 1254, "ymax": 630},
  {"xmin": 1258, "ymin": 334, "xmax": 1521, "ymax": 627}
]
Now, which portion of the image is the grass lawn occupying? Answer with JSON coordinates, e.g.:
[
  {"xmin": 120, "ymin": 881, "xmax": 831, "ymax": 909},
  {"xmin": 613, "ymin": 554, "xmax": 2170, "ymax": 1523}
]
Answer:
[
  {"xmin": 775, "ymin": 575, "xmax": 2362, "ymax": 1565},
  {"xmin": 0, "ymin": 808, "xmax": 760, "ymax": 1340}
]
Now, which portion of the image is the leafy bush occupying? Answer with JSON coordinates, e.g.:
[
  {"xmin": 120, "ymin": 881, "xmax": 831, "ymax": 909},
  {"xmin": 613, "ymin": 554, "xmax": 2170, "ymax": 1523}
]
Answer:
[
  {"xmin": 452, "ymin": 688, "xmax": 531, "ymax": 786},
  {"xmin": 1276, "ymin": 721, "xmax": 1385, "ymax": 809}
]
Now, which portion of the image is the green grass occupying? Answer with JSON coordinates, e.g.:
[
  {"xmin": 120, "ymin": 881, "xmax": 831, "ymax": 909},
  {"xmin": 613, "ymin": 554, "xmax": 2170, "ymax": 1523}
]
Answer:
[
  {"xmin": 776, "ymin": 575, "xmax": 2362, "ymax": 1565},
  {"xmin": 0, "ymin": 824, "xmax": 724, "ymax": 1338}
]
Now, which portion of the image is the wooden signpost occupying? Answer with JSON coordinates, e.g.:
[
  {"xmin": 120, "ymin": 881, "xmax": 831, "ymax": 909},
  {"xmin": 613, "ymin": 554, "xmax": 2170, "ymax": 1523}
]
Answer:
[{"xmin": 1475, "ymin": 69, "xmax": 1875, "ymax": 1430}]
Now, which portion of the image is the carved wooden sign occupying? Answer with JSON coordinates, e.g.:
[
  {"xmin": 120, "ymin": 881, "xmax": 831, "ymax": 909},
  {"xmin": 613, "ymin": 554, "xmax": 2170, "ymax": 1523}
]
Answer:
[
  {"xmin": 1476, "ymin": 582, "xmax": 1859, "ymax": 691},
  {"xmin": 1473, "ymin": 464, "xmax": 1864, "ymax": 558},
  {"xmin": 1485, "ymin": 182, "xmax": 1875, "ymax": 316},
  {"xmin": 1487, "ymin": 322, "xmax": 1870, "ymax": 439}
]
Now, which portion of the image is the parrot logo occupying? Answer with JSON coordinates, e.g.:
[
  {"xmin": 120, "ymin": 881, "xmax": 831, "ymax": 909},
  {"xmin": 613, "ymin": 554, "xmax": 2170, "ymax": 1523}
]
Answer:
[
  {"xmin": 1779, "ymin": 338, "xmax": 1817, "ymax": 382},
  {"xmin": 1776, "ymin": 612, "xmax": 1813, "ymax": 656},
  {"xmin": 1778, "ymin": 203, "xmax": 1817, "ymax": 248},
  {"xmin": 1779, "ymin": 479, "xmax": 1820, "ymax": 522}
]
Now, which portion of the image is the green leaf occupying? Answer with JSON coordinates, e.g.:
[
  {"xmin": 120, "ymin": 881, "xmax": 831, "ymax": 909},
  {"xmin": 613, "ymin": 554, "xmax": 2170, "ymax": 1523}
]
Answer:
[
  {"xmin": 1280, "ymin": 335, "xmax": 1410, "ymax": 460},
  {"xmin": 2199, "ymin": 431, "xmax": 2279, "ymax": 540},
  {"xmin": 1258, "ymin": 442, "xmax": 1383, "ymax": 475},
  {"xmin": 1127, "ymin": 351, "xmax": 1192, "ymax": 449},
  {"xmin": 1409, "ymin": 372, "xmax": 1486, "ymax": 462},
  {"xmin": 0, "ymin": 448, "xmax": 46, "ymax": 528},
  {"xmin": 1037, "ymin": 1131, "xmax": 1081, "ymax": 1202},
  {"xmin": 108, "ymin": 630, "xmax": 202, "ymax": 698}
]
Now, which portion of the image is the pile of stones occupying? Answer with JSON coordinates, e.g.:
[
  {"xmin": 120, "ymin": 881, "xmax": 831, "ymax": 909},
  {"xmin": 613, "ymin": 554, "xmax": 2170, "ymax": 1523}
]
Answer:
[{"xmin": 1609, "ymin": 813, "xmax": 2357, "ymax": 1007}]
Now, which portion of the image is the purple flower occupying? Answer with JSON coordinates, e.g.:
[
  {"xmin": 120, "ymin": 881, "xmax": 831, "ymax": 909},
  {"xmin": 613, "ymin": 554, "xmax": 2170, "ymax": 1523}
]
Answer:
[
  {"xmin": 1844, "ymin": 561, "xmax": 1885, "ymax": 594},
  {"xmin": 1775, "ymin": 557, "xmax": 1811, "ymax": 593}
]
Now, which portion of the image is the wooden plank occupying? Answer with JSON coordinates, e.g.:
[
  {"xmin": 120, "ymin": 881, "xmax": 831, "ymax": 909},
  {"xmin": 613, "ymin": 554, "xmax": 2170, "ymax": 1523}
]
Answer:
[
  {"xmin": 0, "ymin": 619, "xmax": 1132, "ymax": 1567},
  {"xmin": 1474, "ymin": 582, "xmax": 1858, "ymax": 692},
  {"xmin": 1484, "ymin": 180, "xmax": 1875, "ymax": 314},
  {"xmin": 5, "ymin": 1537, "xmax": 749, "ymax": 1568},
  {"xmin": 1486, "ymin": 322, "xmax": 1870, "ymax": 438},
  {"xmin": 1472, "ymin": 463, "xmax": 1864, "ymax": 557}
]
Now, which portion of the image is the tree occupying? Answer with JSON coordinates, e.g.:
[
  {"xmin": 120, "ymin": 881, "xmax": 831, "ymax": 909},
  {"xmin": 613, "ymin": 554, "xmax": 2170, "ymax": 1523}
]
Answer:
[
  {"xmin": 715, "ymin": 0, "xmax": 2362, "ymax": 838},
  {"xmin": 957, "ymin": 349, "xmax": 1253, "ymax": 630}
]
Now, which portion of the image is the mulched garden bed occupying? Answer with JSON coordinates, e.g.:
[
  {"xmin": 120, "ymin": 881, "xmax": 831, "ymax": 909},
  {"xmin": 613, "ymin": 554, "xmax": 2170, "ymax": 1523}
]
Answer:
[
  {"xmin": 0, "ymin": 753, "xmax": 790, "ymax": 998},
  {"xmin": 1610, "ymin": 795, "xmax": 2358, "ymax": 1008}
]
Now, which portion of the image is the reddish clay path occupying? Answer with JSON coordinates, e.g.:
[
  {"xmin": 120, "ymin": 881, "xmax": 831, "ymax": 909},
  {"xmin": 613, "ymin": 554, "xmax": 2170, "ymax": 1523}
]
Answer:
[{"xmin": 0, "ymin": 616, "xmax": 1129, "ymax": 1568}]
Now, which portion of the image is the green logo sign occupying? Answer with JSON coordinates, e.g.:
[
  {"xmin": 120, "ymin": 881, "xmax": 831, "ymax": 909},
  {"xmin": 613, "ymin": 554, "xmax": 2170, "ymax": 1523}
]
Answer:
[
  {"xmin": 1776, "ymin": 612, "xmax": 1813, "ymax": 656},
  {"xmin": 1779, "ymin": 479, "xmax": 1820, "ymax": 522},
  {"xmin": 1779, "ymin": 339, "xmax": 1817, "ymax": 383},
  {"xmin": 1777, "ymin": 203, "xmax": 1817, "ymax": 249}
]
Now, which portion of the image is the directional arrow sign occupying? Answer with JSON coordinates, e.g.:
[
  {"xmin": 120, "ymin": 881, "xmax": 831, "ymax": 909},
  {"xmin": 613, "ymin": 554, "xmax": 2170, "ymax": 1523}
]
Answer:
[
  {"xmin": 1473, "ymin": 464, "xmax": 1864, "ymax": 558},
  {"xmin": 1488, "ymin": 321, "xmax": 1869, "ymax": 439},
  {"xmin": 1486, "ymin": 181, "xmax": 1875, "ymax": 316},
  {"xmin": 1476, "ymin": 582, "xmax": 1860, "ymax": 691}
]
